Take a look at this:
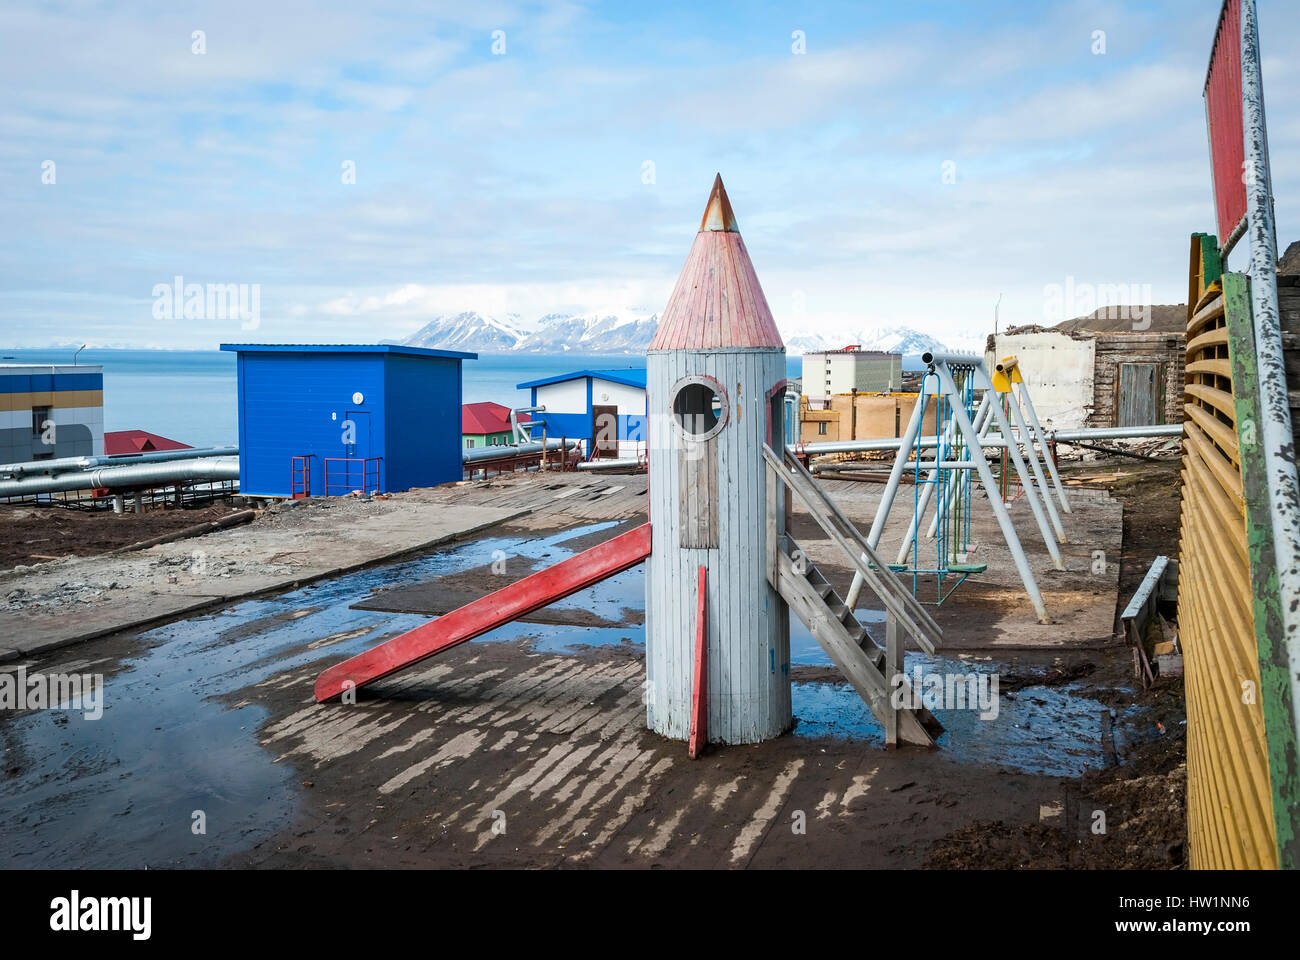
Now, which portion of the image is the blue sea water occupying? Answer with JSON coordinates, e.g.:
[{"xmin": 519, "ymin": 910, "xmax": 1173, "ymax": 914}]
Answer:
[{"xmin": 0, "ymin": 348, "xmax": 803, "ymax": 449}]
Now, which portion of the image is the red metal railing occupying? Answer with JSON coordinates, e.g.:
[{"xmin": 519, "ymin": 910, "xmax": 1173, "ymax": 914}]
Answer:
[
  {"xmin": 323, "ymin": 457, "xmax": 382, "ymax": 496},
  {"xmin": 290, "ymin": 456, "xmax": 311, "ymax": 498},
  {"xmin": 466, "ymin": 442, "xmax": 582, "ymax": 480}
]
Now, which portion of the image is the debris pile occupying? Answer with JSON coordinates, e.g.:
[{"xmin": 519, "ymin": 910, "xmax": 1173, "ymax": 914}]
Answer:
[{"xmin": 2, "ymin": 579, "xmax": 129, "ymax": 611}]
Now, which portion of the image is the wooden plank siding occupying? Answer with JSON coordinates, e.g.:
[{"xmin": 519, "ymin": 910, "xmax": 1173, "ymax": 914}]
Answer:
[
  {"xmin": 645, "ymin": 349, "xmax": 791, "ymax": 744},
  {"xmin": 1088, "ymin": 333, "xmax": 1185, "ymax": 427},
  {"xmin": 1178, "ymin": 232, "xmax": 1279, "ymax": 868}
]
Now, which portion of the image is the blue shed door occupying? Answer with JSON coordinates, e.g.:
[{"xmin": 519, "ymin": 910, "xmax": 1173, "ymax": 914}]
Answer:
[{"xmin": 344, "ymin": 411, "xmax": 370, "ymax": 458}]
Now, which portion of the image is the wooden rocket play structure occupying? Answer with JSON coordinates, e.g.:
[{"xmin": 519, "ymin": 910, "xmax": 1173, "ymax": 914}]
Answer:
[{"xmin": 315, "ymin": 175, "xmax": 944, "ymax": 748}]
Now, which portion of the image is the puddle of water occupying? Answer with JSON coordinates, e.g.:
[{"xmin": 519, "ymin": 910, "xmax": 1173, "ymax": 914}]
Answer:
[
  {"xmin": 470, "ymin": 620, "xmax": 643, "ymax": 656},
  {"xmin": 545, "ymin": 568, "xmax": 644, "ymax": 625},
  {"xmin": 0, "ymin": 521, "xmax": 645, "ymax": 868},
  {"xmin": 0, "ymin": 516, "xmax": 1127, "ymax": 867},
  {"xmin": 792, "ymin": 652, "xmax": 1118, "ymax": 777},
  {"xmin": 789, "ymin": 608, "xmax": 885, "ymax": 667}
]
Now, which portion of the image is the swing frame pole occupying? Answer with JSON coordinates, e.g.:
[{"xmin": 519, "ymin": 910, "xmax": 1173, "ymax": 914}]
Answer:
[
  {"xmin": 1001, "ymin": 377, "xmax": 1067, "ymax": 543},
  {"xmin": 969, "ymin": 363, "xmax": 1065, "ymax": 571},
  {"xmin": 897, "ymin": 388, "xmax": 981, "ymax": 566},
  {"xmin": 1015, "ymin": 382, "xmax": 1071, "ymax": 514},
  {"xmin": 930, "ymin": 360, "xmax": 1051, "ymax": 623},
  {"xmin": 848, "ymin": 377, "xmax": 930, "ymax": 609},
  {"xmin": 926, "ymin": 390, "xmax": 992, "ymax": 542}
]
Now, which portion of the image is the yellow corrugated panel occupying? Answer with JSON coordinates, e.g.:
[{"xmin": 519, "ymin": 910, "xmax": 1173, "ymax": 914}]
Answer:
[{"xmin": 1178, "ymin": 289, "xmax": 1278, "ymax": 869}]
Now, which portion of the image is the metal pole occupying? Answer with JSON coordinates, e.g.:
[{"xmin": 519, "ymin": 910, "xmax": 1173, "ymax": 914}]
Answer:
[
  {"xmin": 785, "ymin": 422, "xmax": 1180, "ymax": 456},
  {"xmin": 845, "ymin": 379, "xmax": 929, "ymax": 608},
  {"xmin": 1004, "ymin": 380, "xmax": 1066, "ymax": 543},
  {"xmin": 934, "ymin": 362, "xmax": 1050, "ymax": 622},
  {"xmin": 896, "ymin": 392, "xmax": 970, "ymax": 566},
  {"xmin": 1241, "ymin": 0, "xmax": 1300, "ymax": 792},
  {"xmin": 1051, "ymin": 424, "xmax": 1182, "ymax": 442},
  {"xmin": 1015, "ymin": 382, "xmax": 1071, "ymax": 513},
  {"xmin": 926, "ymin": 393, "xmax": 992, "ymax": 542},
  {"xmin": 974, "ymin": 363, "xmax": 1065, "ymax": 570}
]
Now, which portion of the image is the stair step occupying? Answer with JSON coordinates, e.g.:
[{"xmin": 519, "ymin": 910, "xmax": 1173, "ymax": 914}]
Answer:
[{"xmin": 773, "ymin": 495, "xmax": 942, "ymax": 746}]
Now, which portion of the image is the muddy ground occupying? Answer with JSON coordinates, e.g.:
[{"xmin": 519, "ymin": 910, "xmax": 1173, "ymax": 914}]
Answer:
[
  {"xmin": 1100, "ymin": 461, "xmax": 1184, "ymax": 608},
  {"xmin": 927, "ymin": 457, "xmax": 1187, "ymax": 868},
  {"xmin": 0, "ymin": 502, "xmax": 239, "ymax": 570},
  {"xmin": 0, "ymin": 456, "xmax": 1188, "ymax": 869}
]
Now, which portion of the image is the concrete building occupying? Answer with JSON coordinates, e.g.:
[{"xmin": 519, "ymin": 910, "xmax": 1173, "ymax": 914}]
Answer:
[
  {"xmin": 461, "ymin": 401, "xmax": 526, "ymax": 449},
  {"xmin": 0, "ymin": 363, "xmax": 104, "ymax": 464},
  {"xmin": 986, "ymin": 328, "xmax": 1184, "ymax": 430},
  {"xmin": 798, "ymin": 392, "xmax": 935, "ymax": 444},
  {"xmin": 220, "ymin": 344, "xmax": 475, "ymax": 497},
  {"xmin": 516, "ymin": 368, "xmax": 647, "ymax": 459},
  {"xmin": 801, "ymin": 348, "xmax": 902, "ymax": 409}
]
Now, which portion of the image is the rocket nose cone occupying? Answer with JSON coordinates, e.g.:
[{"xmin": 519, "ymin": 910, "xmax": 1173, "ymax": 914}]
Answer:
[{"xmin": 700, "ymin": 174, "xmax": 739, "ymax": 232}]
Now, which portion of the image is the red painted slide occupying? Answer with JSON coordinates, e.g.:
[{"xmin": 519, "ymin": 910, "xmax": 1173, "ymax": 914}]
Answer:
[{"xmin": 314, "ymin": 522, "xmax": 653, "ymax": 703}]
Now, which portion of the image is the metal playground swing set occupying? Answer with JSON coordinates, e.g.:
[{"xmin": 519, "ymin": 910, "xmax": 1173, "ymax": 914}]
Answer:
[
  {"xmin": 844, "ymin": 352, "xmax": 1074, "ymax": 624},
  {"xmin": 888, "ymin": 361, "xmax": 985, "ymax": 604}
]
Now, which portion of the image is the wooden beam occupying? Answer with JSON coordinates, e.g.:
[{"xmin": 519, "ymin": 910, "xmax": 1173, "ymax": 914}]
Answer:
[
  {"xmin": 689, "ymin": 565, "xmax": 708, "ymax": 759},
  {"xmin": 885, "ymin": 612, "xmax": 901, "ymax": 748},
  {"xmin": 774, "ymin": 546, "xmax": 936, "ymax": 746}
]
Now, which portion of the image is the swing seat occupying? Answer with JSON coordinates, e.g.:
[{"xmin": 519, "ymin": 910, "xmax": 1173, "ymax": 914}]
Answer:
[{"xmin": 948, "ymin": 563, "xmax": 987, "ymax": 574}]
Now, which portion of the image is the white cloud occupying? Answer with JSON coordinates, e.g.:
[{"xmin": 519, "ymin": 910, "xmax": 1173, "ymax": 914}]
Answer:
[{"xmin": 2, "ymin": 0, "xmax": 1299, "ymax": 350}]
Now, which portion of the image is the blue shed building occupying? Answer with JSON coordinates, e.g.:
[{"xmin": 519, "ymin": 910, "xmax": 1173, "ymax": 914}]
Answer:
[
  {"xmin": 219, "ymin": 344, "xmax": 476, "ymax": 497},
  {"xmin": 516, "ymin": 368, "xmax": 647, "ymax": 459}
]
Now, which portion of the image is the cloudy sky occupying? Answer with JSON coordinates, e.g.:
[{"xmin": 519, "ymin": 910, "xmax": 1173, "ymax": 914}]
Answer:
[{"xmin": 2, "ymin": 0, "xmax": 1298, "ymax": 350}]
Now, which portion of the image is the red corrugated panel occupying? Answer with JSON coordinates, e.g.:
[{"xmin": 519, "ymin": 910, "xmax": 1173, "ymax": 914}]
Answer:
[
  {"xmin": 1205, "ymin": 0, "xmax": 1245, "ymax": 242},
  {"xmin": 647, "ymin": 175, "xmax": 784, "ymax": 352}
]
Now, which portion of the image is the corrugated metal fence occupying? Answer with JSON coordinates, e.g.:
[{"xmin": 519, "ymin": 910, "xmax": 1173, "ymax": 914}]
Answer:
[{"xmin": 1179, "ymin": 232, "xmax": 1299, "ymax": 869}]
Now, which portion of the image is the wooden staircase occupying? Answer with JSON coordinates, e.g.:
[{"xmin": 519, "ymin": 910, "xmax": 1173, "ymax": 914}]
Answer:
[{"xmin": 763, "ymin": 444, "xmax": 944, "ymax": 746}]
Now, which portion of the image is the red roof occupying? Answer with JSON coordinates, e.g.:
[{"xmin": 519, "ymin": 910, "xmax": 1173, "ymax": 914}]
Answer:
[
  {"xmin": 648, "ymin": 174, "xmax": 784, "ymax": 352},
  {"xmin": 104, "ymin": 430, "xmax": 193, "ymax": 455},
  {"xmin": 462, "ymin": 401, "xmax": 527, "ymax": 435}
]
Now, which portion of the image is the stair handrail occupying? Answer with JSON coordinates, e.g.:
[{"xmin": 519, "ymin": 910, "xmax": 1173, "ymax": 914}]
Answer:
[{"xmin": 762, "ymin": 442, "xmax": 941, "ymax": 652}]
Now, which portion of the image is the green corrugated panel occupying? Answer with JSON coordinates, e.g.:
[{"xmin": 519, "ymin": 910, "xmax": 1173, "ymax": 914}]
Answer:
[{"xmin": 1223, "ymin": 266, "xmax": 1300, "ymax": 869}]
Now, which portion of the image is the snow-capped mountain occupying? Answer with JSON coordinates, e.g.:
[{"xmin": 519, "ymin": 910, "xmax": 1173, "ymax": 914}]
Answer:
[
  {"xmin": 784, "ymin": 325, "xmax": 960, "ymax": 357},
  {"xmin": 400, "ymin": 310, "xmax": 659, "ymax": 354},
  {"xmin": 402, "ymin": 312, "xmax": 531, "ymax": 353},
  {"xmin": 515, "ymin": 313, "xmax": 660, "ymax": 354},
  {"xmin": 400, "ymin": 312, "xmax": 976, "ymax": 357}
]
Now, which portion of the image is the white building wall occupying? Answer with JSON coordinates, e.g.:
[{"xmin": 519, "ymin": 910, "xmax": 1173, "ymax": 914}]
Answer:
[
  {"xmin": 987, "ymin": 332, "xmax": 1096, "ymax": 430},
  {"xmin": 533, "ymin": 379, "xmax": 588, "ymax": 414},
  {"xmin": 591, "ymin": 378, "xmax": 647, "ymax": 457},
  {"xmin": 644, "ymin": 348, "xmax": 790, "ymax": 744},
  {"xmin": 50, "ymin": 404, "xmax": 103, "ymax": 457},
  {"xmin": 590, "ymin": 378, "xmax": 645, "ymax": 416},
  {"xmin": 801, "ymin": 351, "xmax": 901, "ymax": 407},
  {"xmin": 0, "ymin": 364, "xmax": 104, "ymax": 462}
]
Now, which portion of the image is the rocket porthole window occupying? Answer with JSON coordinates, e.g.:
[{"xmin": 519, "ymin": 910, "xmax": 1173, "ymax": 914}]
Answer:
[{"xmin": 670, "ymin": 376, "xmax": 727, "ymax": 442}]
